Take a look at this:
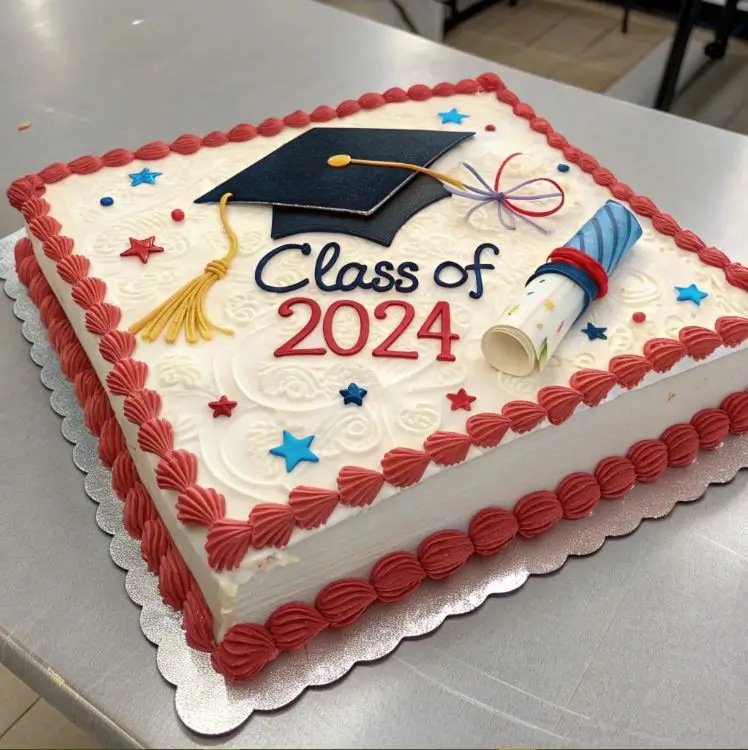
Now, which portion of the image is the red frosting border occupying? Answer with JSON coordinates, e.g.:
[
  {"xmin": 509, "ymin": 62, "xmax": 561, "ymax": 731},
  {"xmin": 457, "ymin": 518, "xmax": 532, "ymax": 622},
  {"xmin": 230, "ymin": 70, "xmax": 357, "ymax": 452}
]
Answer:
[
  {"xmin": 15, "ymin": 237, "xmax": 748, "ymax": 680},
  {"xmin": 9, "ymin": 73, "xmax": 748, "ymax": 567},
  {"xmin": 9, "ymin": 73, "xmax": 748, "ymax": 681}
]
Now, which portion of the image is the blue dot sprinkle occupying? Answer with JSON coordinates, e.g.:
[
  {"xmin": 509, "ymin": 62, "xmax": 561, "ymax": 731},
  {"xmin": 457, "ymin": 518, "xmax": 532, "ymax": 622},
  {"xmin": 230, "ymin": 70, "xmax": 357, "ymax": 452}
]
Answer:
[
  {"xmin": 100, "ymin": 196, "xmax": 114, "ymax": 206},
  {"xmin": 557, "ymin": 164, "xmax": 570, "ymax": 173}
]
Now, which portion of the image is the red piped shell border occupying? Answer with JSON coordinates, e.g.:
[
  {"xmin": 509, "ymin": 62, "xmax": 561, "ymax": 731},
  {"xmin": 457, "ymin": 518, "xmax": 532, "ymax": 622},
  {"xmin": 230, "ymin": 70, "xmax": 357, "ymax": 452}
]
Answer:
[
  {"xmin": 9, "ymin": 74, "xmax": 748, "ymax": 566},
  {"xmin": 14, "ymin": 237, "xmax": 748, "ymax": 681}
]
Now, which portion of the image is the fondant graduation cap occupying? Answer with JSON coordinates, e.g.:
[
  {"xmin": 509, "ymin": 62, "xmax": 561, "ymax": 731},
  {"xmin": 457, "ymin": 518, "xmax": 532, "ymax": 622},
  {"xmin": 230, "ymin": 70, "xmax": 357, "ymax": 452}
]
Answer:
[{"xmin": 194, "ymin": 127, "xmax": 474, "ymax": 247}]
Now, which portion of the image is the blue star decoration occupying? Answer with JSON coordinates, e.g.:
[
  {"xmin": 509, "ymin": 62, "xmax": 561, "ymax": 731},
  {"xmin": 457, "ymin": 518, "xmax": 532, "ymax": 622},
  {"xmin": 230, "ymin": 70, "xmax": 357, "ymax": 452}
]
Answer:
[
  {"xmin": 269, "ymin": 430, "xmax": 319, "ymax": 473},
  {"xmin": 581, "ymin": 322, "xmax": 608, "ymax": 341},
  {"xmin": 438, "ymin": 107, "xmax": 470, "ymax": 125},
  {"xmin": 675, "ymin": 283, "xmax": 708, "ymax": 306},
  {"xmin": 128, "ymin": 167, "xmax": 162, "ymax": 186},
  {"xmin": 339, "ymin": 383, "xmax": 367, "ymax": 406}
]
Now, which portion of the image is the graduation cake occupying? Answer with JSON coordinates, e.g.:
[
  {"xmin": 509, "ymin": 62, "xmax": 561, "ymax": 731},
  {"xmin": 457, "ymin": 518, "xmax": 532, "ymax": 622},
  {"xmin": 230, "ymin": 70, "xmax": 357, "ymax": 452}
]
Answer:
[{"xmin": 9, "ymin": 73, "xmax": 748, "ymax": 682}]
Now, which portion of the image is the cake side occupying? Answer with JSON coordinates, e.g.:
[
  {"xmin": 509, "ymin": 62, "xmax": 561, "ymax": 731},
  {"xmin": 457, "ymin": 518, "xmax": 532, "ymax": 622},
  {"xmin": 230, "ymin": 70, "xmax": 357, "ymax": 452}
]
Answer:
[
  {"xmin": 16, "ymin": 82, "xmax": 748, "ymax": 579},
  {"xmin": 10, "ymin": 72, "xmax": 748, "ymax": 682},
  {"xmin": 14, "ymin": 236, "xmax": 219, "ymax": 656},
  {"xmin": 20, "ymin": 232, "xmax": 232, "ymax": 625},
  {"xmin": 15, "ymin": 233, "xmax": 748, "ymax": 681},
  {"xmin": 230, "ymin": 345, "xmax": 748, "ymax": 628},
  {"xmin": 21, "ymin": 217, "xmax": 748, "ymax": 641}
]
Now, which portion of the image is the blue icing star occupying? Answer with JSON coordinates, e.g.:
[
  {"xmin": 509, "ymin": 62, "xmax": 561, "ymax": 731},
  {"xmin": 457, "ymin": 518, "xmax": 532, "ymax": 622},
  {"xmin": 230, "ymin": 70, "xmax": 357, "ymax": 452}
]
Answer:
[
  {"xmin": 340, "ymin": 383, "xmax": 367, "ymax": 406},
  {"xmin": 129, "ymin": 167, "xmax": 162, "ymax": 186},
  {"xmin": 582, "ymin": 322, "xmax": 608, "ymax": 341},
  {"xmin": 438, "ymin": 107, "xmax": 470, "ymax": 125},
  {"xmin": 675, "ymin": 283, "xmax": 708, "ymax": 306},
  {"xmin": 269, "ymin": 430, "xmax": 319, "ymax": 473}
]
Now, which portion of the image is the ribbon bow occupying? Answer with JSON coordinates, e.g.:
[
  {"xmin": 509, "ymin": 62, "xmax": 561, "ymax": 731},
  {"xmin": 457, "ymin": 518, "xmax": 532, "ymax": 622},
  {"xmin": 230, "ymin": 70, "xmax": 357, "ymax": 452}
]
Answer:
[{"xmin": 445, "ymin": 152, "xmax": 565, "ymax": 233}]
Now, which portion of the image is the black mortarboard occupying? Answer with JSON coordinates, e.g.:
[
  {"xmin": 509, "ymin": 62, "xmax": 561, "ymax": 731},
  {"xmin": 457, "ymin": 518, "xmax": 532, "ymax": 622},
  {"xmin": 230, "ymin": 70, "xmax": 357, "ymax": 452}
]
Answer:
[{"xmin": 194, "ymin": 127, "xmax": 474, "ymax": 246}]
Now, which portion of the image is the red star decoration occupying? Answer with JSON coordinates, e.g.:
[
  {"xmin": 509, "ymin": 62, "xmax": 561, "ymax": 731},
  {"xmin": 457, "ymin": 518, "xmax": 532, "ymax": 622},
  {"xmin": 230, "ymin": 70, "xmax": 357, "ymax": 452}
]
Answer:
[
  {"xmin": 446, "ymin": 388, "xmax": 476, "ymax": 412},
  {"xmin": 120, "ymin": 236, "xmax": 164, "ymax": 264},
  {"xmin": 208, "ymin": 395, "xmax": 238, "ymax": 418}
]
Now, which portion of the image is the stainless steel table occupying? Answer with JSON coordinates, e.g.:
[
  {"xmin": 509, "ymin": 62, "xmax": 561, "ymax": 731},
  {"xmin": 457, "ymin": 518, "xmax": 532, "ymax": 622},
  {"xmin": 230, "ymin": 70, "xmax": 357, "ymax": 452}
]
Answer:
[{"xmin": 2, "ymin": 1, "xmax": 748, "ymax": 747}]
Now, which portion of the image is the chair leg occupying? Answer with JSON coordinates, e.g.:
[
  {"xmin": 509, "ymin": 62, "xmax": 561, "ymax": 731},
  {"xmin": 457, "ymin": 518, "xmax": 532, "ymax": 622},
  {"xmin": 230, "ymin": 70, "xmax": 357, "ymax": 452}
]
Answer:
[
  {"xmin": 705, "ymin": 0, "xmax": 740, "ymax": 59},
  {"xmin": 653, "ymin": 0, "xmax": 701, "ymax": 111}
]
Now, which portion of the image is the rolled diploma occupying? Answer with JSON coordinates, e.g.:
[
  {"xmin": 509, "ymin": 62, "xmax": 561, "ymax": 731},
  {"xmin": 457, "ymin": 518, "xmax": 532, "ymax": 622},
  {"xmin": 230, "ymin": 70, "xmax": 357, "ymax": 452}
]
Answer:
[
  {"xmin": 482, "ymin": 274, "xmax": 586, "ymax": 377},
  {"xmin": 481, "ymin": 200, "xmax": 642, "ymax": 377}
]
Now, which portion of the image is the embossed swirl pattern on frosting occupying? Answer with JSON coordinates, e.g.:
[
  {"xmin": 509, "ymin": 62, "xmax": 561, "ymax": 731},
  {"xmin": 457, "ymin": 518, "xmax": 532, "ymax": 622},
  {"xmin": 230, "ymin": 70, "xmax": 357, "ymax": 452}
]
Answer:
[
  {"xmin": 41, "ymin": 93, "xmax": 748, "ymax": 512},
  {"xmin": 610, "ymin": 268, "xmax": 662, "ymax": 305},
  {"xmin": 397, "ymin": 405, "xmax": 442, "ymax": 435},
  {"xmin": 23, "ymin": 208, "xmax": 748, "ymax": 677},
  {"xmin": 117, "ymin": 269, "xmax": 179, "ymax": 308},
  {"xmin": 605, "ymin": 324, "xmax": 635, "ymax": 356}
]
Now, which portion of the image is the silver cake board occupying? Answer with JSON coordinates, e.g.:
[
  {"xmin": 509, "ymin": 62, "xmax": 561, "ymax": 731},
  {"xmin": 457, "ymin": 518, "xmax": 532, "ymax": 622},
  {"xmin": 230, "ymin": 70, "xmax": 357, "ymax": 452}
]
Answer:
[{"xmin": 2, "ymin": 228, "xmax": 747, "ymax": 736}]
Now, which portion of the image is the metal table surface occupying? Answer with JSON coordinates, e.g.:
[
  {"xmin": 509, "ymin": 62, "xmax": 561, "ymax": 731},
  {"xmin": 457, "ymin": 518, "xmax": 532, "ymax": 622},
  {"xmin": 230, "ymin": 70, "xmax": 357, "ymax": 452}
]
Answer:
[{"xmin": 1, "ymin": 1, "xmax": 748, "ymax": 747}]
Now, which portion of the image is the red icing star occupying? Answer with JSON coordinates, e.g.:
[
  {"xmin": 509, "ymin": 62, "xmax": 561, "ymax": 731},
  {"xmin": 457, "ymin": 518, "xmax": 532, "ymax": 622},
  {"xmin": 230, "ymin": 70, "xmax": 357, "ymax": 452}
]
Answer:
[
  {"xmin": 446, "ymin": 388, "xmax": 476, "ymax": 412},
  {"xmin": 208, "ymin": 395, "xmax": 238, "ymax": 418},
  {"xmin": 120, "ymin": 236, "xmax": 164, "ymax": 263}
]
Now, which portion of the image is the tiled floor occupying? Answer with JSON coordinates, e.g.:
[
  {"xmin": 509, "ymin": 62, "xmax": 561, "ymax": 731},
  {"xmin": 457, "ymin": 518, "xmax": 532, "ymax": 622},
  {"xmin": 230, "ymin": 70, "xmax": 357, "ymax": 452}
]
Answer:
[
  {"xmin": 328, "ymin": 0, "xmax": 748, "ymax": 135},
  {"xmin": 0, "ymin": 666, "xmax": 100, "ymax": 749},
  {"xmin": 444, "ymin": 0, "xmax": 672, "ymax": 92},
  {"xmin": 328, "ymin": 0, "xmax": 675, "ymax": 91}
]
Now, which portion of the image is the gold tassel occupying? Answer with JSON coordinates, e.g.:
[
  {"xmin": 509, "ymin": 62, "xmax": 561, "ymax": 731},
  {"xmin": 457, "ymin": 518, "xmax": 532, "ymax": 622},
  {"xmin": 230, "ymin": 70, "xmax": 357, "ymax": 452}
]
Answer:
[
  {"xmin": 129, "ymin": 192, "xmax": 238, "ymax": 344},
  {"xmin": 327, "ymin": 154, "xmax": 466, "ymax": 190}
]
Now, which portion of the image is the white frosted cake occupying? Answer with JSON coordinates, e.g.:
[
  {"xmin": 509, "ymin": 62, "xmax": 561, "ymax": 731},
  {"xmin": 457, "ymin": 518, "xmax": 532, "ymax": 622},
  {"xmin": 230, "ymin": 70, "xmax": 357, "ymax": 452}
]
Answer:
[{"xmin": 10, "ymin": 73, "xmax": 748, "ymax": 682}]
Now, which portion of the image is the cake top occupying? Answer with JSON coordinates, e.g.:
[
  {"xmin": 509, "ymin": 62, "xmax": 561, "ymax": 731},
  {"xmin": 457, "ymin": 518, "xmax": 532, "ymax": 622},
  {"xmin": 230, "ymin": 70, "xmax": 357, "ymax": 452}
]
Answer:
[{"xmin": 11, "ymin": 74, "xmax": 748, "ymax": 582}]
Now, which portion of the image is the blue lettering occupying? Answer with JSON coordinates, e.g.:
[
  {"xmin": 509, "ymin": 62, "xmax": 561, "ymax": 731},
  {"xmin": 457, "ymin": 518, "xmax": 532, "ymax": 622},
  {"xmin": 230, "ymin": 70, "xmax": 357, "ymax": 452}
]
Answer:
[
  {"xmin": 395, "ymin": 262, "xmax": 419, "ymax": 293},
  {"xmin": 315, "ymin": 242, "xmax": 341, "ymax": 292},
  {"xmin": 371, "ymin": 261, "xmax": 395, "ymax": 293},
  {"xmin": 336, "ymin": 262, "xmax": 373, "ymax": 292},
  {"xmin": 433, "ymin": 261, "xmax": 467, "ymax": 289},
  {"xmin": 255, "ymin": 243, "xmax": 311, "ymax": 293},
  {"xmin": 468, "ymin": 243, "xmax": 500, "ymax": 300},
  {"xmin": 433, "ymin": 243, "xmax": 500, "ymax": 299},
  {"xmin": 256, "ymin": 243, "xmax": 424, "ymax": 295}
]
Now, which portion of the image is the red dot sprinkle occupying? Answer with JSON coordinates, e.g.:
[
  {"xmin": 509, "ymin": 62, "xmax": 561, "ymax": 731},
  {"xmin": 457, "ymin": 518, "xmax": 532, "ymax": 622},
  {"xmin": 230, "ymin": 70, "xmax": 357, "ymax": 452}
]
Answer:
[
  {"xmin": 485, "ymin": 124, "xmax": 496, "ymax": 132},
  {"xmin": 171, "ymin": 209, "xmax": 185, "ymax": 222},
  {"xmin": 632, "ymin": 312, "xmax": 646, "ymax": 323}
]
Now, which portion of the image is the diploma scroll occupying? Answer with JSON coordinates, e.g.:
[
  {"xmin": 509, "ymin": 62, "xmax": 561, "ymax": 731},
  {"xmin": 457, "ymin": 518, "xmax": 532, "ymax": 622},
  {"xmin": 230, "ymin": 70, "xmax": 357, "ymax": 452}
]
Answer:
[{"xmin": 482, "ymin": 200, "xmax": 643, "ymax": 377}]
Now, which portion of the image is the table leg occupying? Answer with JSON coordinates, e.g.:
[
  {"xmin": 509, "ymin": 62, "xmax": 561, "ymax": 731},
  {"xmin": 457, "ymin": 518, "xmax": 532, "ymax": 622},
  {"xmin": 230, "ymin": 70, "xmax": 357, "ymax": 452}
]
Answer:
[
  {"xmin": 654, "ymin": 0, "xmax": 703, "ymax": 111},
  {"xmin": 621, "ymin": 0, "xmax": 631, "ymax": 33},
  {"xmin": 705, "ymin": 0, "xmax": 740, "ymax": 59}
]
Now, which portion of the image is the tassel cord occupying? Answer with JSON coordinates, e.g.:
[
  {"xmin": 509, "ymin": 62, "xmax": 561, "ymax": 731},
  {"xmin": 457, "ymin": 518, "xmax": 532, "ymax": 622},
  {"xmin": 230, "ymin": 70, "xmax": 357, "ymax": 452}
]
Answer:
[{"xmin": 129, "ymin": 192, "xmax": 237, "ymax": 344}]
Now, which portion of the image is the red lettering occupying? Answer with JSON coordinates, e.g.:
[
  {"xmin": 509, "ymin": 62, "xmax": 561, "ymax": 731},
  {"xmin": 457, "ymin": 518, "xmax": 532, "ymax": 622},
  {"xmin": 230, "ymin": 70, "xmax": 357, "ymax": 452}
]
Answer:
[
  {"xmin": 417, "ymin": 301, "xmax": 459, "ymax": 362},
  {"xmin": 372, "ymin": 301, "xmax": 418, "ymax": 359},
  {"xmin": 274, "ymin": 298, "xmax": 458, "ymax": 362},
  {"xmin": 274, "ymin": 297, "xmax": 326, "ymax": 357},
  {"xmin": 323, "ymin": 300, "xmax": 369, "ymax": 356}
]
